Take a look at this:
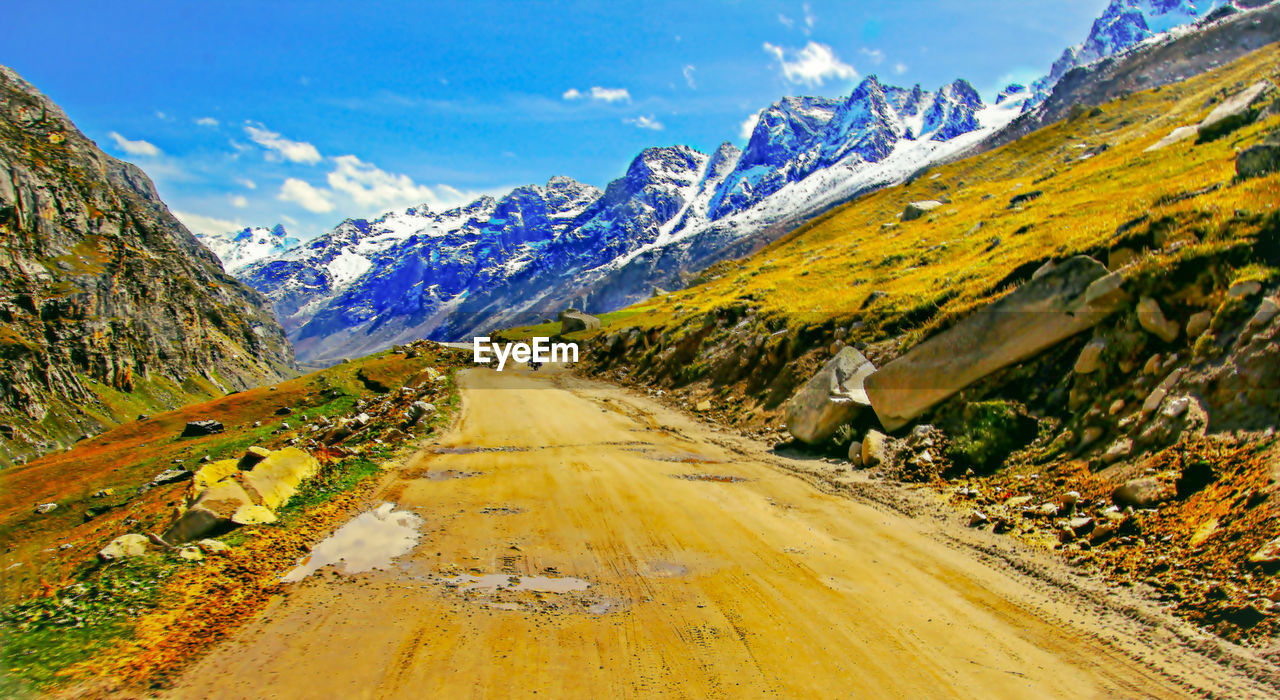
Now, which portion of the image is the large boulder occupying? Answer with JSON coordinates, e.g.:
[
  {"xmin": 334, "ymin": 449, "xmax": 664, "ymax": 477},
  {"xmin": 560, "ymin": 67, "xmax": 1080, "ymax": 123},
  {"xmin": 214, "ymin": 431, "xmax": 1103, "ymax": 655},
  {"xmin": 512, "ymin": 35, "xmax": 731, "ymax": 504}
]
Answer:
[
  {"xmin": 560, "ymin": 310, "xmax": 601, "ymax": 334},
  {"xmin": 164, "ymin": 478, "xmax": 257, "ymax": 543},
  {"xmin": 98, "ymin": 534, "xmax": 150, "ymax": 562},
  {"xmin": 1112, "ymin": 477, "xmax": 1172, "ymax": 508},
  {"xmin": 1197, "ymin": 80, "xmax": 1274, "ymax": 142},
  {"xmin": 864, "ymin": 256, "xmax": 1126, "ymax": 431},
  {"xmin": 902, "ymin": 200, "xmax": 943, "ymax": 221},
  {"xmin": 784, "ymin": 347, "xmax": 875, "ymax": 445},
  {"xmin": 1237, "ymin": 131, "xmax": 1280, "ymax": 179},
  {"xmin": 241, "ymin": 447, "xmax": 321, "ymax": 510}
]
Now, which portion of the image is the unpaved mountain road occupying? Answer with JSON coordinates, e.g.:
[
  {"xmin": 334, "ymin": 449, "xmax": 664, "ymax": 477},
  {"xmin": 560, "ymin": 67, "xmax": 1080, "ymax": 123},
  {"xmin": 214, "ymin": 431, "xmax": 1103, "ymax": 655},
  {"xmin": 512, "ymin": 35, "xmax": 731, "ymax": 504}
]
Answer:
[{"xmin": 168, "ymin": 367, "xmax": 1274, "ymax": 699}]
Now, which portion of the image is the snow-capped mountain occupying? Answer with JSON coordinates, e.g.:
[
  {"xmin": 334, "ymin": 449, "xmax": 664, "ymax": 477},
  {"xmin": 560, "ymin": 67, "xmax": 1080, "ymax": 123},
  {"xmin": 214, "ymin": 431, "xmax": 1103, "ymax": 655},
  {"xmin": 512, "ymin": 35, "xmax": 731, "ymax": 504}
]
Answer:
[
  {"xmin": 197, "ymin": 224, "xmax": 299, "ymax": 275},
  {"xmin": 222, "ymin": 0, "xmax": 1223, "ymax": 363},
  {"xmin": 1028, "ymin": 0, "xmax": 1212, "ymax": 104},
  {"xmin": 232, "ymin": 76, "xmax": 1028, "ymax": 363}
]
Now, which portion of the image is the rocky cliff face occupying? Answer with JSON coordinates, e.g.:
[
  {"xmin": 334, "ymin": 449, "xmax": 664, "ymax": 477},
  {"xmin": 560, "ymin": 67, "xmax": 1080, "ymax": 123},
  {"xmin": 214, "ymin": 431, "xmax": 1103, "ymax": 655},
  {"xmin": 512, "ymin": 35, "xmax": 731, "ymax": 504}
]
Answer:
[{"xmin": 0, "ymin": 65, "xmax": 295, "ymax": 465}]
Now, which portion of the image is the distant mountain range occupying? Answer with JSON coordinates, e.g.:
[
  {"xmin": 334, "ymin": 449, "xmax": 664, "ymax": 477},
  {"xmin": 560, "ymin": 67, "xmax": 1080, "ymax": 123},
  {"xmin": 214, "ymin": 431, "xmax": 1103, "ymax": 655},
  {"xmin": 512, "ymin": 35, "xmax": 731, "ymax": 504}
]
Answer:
[{"xmin": 205, "ymin": 0, "xmax": 1232, "ymax": 363}]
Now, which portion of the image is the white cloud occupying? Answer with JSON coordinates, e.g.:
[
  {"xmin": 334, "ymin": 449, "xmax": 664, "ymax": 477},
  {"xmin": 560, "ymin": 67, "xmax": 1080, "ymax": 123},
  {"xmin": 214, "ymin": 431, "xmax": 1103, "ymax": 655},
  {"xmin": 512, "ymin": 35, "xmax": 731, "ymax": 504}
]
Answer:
[
  {"xmin": 278, "ymin": 178, "xmax": 335, "ymax": 213},
  {"xmin": 683, "ymin": 65, "xmax": 697, "ymax": 89},
  {"xmin": 195, "ymin": 117, "xmax": 219, "ymax": 127},
  {"xmin": 589, "ymin": 86, "xmax": 630, "ymax": 103},
  {"xmin": 762, "ymin": 42, "xmax": 857, "ymax": 87},
  {"xmin": 803, "ymin": 3, "xmax": 815, "ymax": 30},
  {"xmin": 174, "ymin": 210, "xmax": 242, "ymax": 236},
  {"xmin": 280, "ymin": 214, "xmax": 300, "ymax": 227},
  {"xmin": 778, "ymin": 13, "xmax": 794, "ymax": 28},
  {"xmin": 860, "ymin": 48, "xmax": 885, "ymax": 65},
  {"xmin": 108, "ymin": 132, "xmax": 161, "ymax": 157},
  {"xmin": 236, "ymin": 177, "xmax": 257, "ymax": 190},
  {"xmin": 155, "ymin": 111, "xmax": 169, "ymax": 120},
  {"xmin": 624, "ymin": 115, "xmax": 664, "ymax": 131},
  {"xmin": 326, "ymin": 155, "xmax": 438, "ymax": 210},
  {"xmin": 563, "ymin": 86, "xmax": 631, "ymax": 103},
  {"xmin": 229, "ymin": 194, "xmax": 249, "ymax": 208},
  {"xmin": 244, "ymin": 123, "xmax": 322, "ymax": 164},
  {"xmin": 739, "ymin": 110, "xmax": 763, "ymax": 140},
  {"xmin": 894, "ymin": 62, "xmax": 909, "ymax": 75}
]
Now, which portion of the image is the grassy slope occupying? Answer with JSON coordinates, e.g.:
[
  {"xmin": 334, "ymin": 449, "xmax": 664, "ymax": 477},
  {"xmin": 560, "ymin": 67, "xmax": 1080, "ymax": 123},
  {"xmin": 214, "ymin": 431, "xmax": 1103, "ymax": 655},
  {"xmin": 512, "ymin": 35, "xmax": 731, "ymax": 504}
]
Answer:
[
  {"xmin": 0, "ymin": 348, "xmax": 458, "ymax": 603},
  {"xmin": 582, "ymin": 46, "xmax": 1279, "ymax": 359},
  {"xmin": 0, "ymin": 343, "xmax": 468, "ymax": 693}
]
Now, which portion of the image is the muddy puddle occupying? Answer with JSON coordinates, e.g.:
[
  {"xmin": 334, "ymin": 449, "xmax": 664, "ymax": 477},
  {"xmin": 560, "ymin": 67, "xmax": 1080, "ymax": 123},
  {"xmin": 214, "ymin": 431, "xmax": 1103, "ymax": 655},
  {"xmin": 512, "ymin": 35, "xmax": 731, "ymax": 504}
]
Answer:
[
  {"xmin": 282, "ymin": 503, "xmax": 422, "ymax": 582},
  {"xmin": 428, "ymin": 445, "xmax": 528, "ymax": 454},
  {"xmin": 421, "ymin": 568, "xmax": 627, "ymax": 616},
  {"xmin": 443, "ymin": 573, "xmax": 591, "ymax": 593},
  {"xmin": 479, "ymin": 505, "xmax": 525, "ymax": 515},
  {"xmin": 643, "ymin": 560, "xmax": 690, "ymax": 577},
  {"xmin": 672, "ymin": 473, "xmax": 749, "ymax": 483}
]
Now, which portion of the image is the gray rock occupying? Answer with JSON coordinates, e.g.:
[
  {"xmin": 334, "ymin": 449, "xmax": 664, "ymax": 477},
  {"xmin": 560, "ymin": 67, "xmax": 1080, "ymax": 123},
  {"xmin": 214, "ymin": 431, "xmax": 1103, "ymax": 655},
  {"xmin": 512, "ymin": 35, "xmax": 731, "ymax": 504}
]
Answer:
[
  {"xmin": 1137, "ymin": 297, "xmax": 1180, "ymax": 343},
  {"xmin": 1102, "ymin": 438, "xmax": 1133, "ymax": 464},
  {"xmin": 862, "ymin": 429, "xmax": 892, "ymax": 468},
  {"xmin": 1249, "ymin": 297, "xmax": 1279, "ymax": 328},
  {"xmin": 1144, "ymin": 125, "xmax": 1198, "ymax": 152},
  {"xmin": 1185, "ymin": 310, "xmax": 1212, "ymax": 339},
  {"xmin": 902, "ymin": 200, "xmax": 944, "ymax": 221},
  {"xmin": 1074, "ymin": 338, "xmax": 1106, "ymax": 374},
  {"xmin": 864, "ymin": 257, "xmax": 1125, "ymax": 431},
  {"xmin": 1197, "ymin": 80, "xmax": 1275, "ymax": 141},
  {"xmin": 784, "ymin": 347, "xmax": 875, "ymax": 445},
  {"xmin": 151, "ymin": 468, "xmax": 193, "ymax": 485},
  {"xmin": 847, "ymin": 440, "xmax": 863, "ymax": 467},
  {"xmin": 1228, "ymin": 280, "xmax": 1262, "ymax": 298},
  {"xmin": 1112, "ymin": 477, "xmax": 1171, "ymax": 508},
  {"xmin": 182, "ymin": 420, "xmax": 224, "ymax": 437},
  {"xmin": 34, "ymin": 502, "xmax": 57, "ymax": 514},
  {"xmin": 560, "ymin": 309, "xmax": 602, "ymax": 334},
  {"xmin": 98, "ymin": 534, "xmax": 150, "ymax": 561},
  {"xmin": 1236, "ymin": 131, "xmax": 1280, "ymax": 179}
]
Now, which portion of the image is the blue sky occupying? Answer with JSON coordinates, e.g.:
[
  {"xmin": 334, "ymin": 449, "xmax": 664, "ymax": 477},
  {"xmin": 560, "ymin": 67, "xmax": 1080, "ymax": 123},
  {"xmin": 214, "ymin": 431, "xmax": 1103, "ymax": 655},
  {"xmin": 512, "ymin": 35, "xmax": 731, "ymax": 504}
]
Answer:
[{"xmin": 6, "ymin": 0, "xmax": 1110, "ymax": 240}]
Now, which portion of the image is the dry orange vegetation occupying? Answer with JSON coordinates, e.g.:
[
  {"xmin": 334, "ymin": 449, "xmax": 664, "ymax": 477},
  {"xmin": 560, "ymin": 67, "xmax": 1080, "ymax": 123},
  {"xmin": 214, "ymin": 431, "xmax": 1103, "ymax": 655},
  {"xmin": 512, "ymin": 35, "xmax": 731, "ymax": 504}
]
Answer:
[{"xmin": 0, "ymin": 350, "xmax": 453, "ymax": 603}]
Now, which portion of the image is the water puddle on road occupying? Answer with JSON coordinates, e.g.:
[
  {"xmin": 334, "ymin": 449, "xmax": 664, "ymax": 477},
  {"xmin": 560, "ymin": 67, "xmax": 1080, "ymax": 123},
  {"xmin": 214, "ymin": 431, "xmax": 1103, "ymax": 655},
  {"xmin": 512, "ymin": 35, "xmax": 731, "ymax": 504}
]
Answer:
[
  {"xmin": 428, "ymin": 446, "xmax": 529, "ymax": 455},
  {"xmin": 282, "ymin": 503, "xmax": 422, "ymax": 583},
  {"xmin": 423, "ymin": 568, "xmax": 627, "ymax": 616},
  {"xmin": 442, "ymin": 573, "xmax": 591, "ymax": 593},
  {"xmin": 672, "ymin": 473, "xmax": 749, "ymax": 483}
]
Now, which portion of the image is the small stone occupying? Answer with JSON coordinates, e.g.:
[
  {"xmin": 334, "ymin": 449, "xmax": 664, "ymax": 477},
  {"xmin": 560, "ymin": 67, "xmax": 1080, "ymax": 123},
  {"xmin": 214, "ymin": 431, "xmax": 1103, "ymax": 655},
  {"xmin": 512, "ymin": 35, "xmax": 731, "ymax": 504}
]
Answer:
[
  {"xmin": 92, "ymin": 488, "xmax": 115, "ymax": 498},
  {"xmin": 1108, "ymin": 399, "xmax": 1126, "ymax": 415},
  {"xmin": 275, "ymin": 407, "xmax": 294, "ymax": 415},
  {"xmin": 195, "ymin": 539, "xmax": 230, "ymax": 555},
  {"xmin": 862, "ymin": 429, "xmax": 891, "ymax": 468},
  {"xmin": 98, "ymin": 534, "xmax": 150, "ymax": 561},
  {"xmin": 1113, "ymin": 477, "xmax": 1170, "ymax": 508},
  {"xmin": 1185, "ymin": 311, "xmax": 1212, "ymax": 339},
  {"xmin": 1137, "ymin": 297, "xmax": 1180, "ymax": 343},
  {"xmin": 34, "ymin": 503, "xmax": 57, "ymax": 514},
  {"xmin": 1142, "ymin": 354, "xmax": 1163, "ymax": 376},
  {"xmin": 968, "ymin": 511, "xmax": 989, "ymax": 527},
  {"xmin": 694, "ymin": 400, "xmax": 712, "ymax": 412},
  {"xmin": 1248, "ymin": 297, "xmax": 1279, "ymax": 328},
  {"xmin": 1074, "ymin": 338, "xmax": 1106, "ymax": 374},
  {"xmin": 1079, "ymin": 426, "xmax": 1105, "ymax": 449},
  {"xmin": 1161, "ymin": 396, "xmax": 1191, "ymax": 419},
  {"xmin": 177, "ymin": 546, "xmax": 205, "ymax": 561},
  {"xmin": 1249, "ymin": 536, "xmax": 1280, "ymax": 565},
  {"xmin": 181, "ymin": 420, "xmax": 224, "ymax": 438},
  {"xmin": 151, "ymin": 468, "xmax": 193, "ymax": 485},
  {"xmin": 1102, "ymin": 438, "xmax": 1133, "ymax": 464},
  {"xmin": 1062, "ymin": 491, "xmax": 1081, "ymax": 507},
  {"xmin": 847, "ymin": 441, "xmax": 863, "ymax": 467},
  {"xmin": 1228, "ymin": 280, "xmax": 1261, "ymax": 298}
]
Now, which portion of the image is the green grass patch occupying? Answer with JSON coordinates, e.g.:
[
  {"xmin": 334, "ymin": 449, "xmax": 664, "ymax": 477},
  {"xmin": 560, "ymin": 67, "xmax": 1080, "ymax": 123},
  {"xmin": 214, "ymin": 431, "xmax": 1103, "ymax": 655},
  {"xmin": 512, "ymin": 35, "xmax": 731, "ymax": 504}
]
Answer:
[{"xmin": 0, "ymin": 556, "xmax": 178, "ymax": 692}]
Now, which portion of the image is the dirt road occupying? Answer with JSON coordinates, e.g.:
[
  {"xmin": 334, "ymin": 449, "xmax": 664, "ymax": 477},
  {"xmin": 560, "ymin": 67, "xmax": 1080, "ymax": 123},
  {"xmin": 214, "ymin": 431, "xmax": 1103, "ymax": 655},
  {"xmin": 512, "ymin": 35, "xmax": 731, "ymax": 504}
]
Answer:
[{"xmin": 168, "ymin": 367, "xmax": 1261, "ymax": 699}]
